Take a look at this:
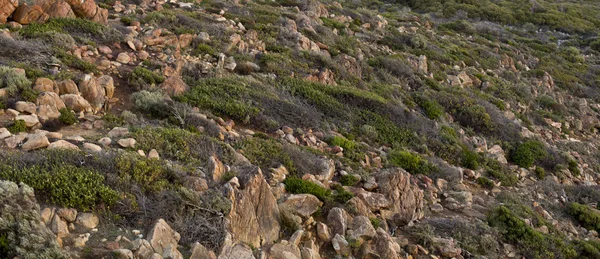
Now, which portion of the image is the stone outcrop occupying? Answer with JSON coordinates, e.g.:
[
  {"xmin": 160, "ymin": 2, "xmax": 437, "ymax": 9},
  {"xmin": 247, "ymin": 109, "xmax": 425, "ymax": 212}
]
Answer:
[
  {"xmin": 375, "ymin": 168, "xmax": 424, "ymax": 226},
  {"xmin": 0, "ymin": 0, "xmax": 18, "ymax": 23},
  {"xmin": 225, "ymin": 166, "xmax": 280, "ymax": 248}
]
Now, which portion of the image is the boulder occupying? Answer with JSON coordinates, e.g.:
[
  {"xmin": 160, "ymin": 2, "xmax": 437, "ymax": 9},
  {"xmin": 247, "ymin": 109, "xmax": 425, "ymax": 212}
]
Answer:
[
  {"xmin": 50, "ymin": 214, "xmax": 69, "ymax": 238},
  {"xmin": 61, "ymin": 94, "xmax": 92, "ymax": 112},
  {"xmin": 327, "ymin": 207, "xmax": 351, "ymax": 237},
  {"xmin": 160, "ymin": 75, "xmax": 189, "ymax": 97},
  {"xmin": 13, "ymin": 4, "xmax": 48, "ymax": 25},
  {"xmin": 97, "ymin": 75, "xmax": 115, "ymax": 99},
  {"xmin": 487, "ymin": 145, "xmax": 508, "ymax": 164},
  {"xmin": 48, "ymin": 140, "xmax": 79, "ymax": 150},
  {"xmin": 22, "ymin": 133, "xmax": 49, "ymax": 151},
  {"xmin": 15, "ymin": 114, "xmax": 39, "ymax": 127},
  {"xmin": 56, "ymin": 208, "xmax": 77, "ymax": 222},
  {"xmin": 348, "ymin": 216, "xmax": 376, "ymax": 240},
  {"xmin": 279, "ymin": 194, "xmax": 322, "ymax": 219},
  {"xmin": 33, "ymin": 78, "xmax": 58, "ymax": 93},
  {"xmin": 36, "ymin": 92, "xmax": 65, "ymax": 122},
  {"xmin": 0, "ymin": 0, "xmax": 18, "ymax": 24},
  {"xmin": 372, "ymin": 228, "xmax": 400, "ymax": 259},
  {"xmin": 209, "ymin": 155, "xmax": 226, "ymax": 182},
  {"xmin": 268, "ymin": 240, "xmax": 301, "ymax": 259},
  {"xmin": 65, "ymin": 0, "xmax": 108, "ymax": 24},
  {"xmin": 15, "ymin": 101, "xmax": 37, "ymax": 114},
  {"xmin": 108, "ymin": 127, "xmax": 129, "ymax": 137},
  {"xmin": 57, "ymin": 79, "xmax": 79, "ymax": 95},
  {"xmin": 79, "ymin": 74, "xmax": 106, "ymax": 112},
  {"xmin": 225, "ymin": 166, "xmax": 280, "ymax": 247},
  {"xmin": 83, "ymin": 142, "xmax": 102, "ymax": 152},
  {"xmin": 76, "ymin": 213, "xmax": 99, "ymax": 229},
  {"xmin": 0, "ymin": 127, "xmax": 11, "ymax": 139},
  {"xmin": 147, "ymin": 219, "xmax": 181, "ymax": 255},
  {"xmin": 118, "ymin": 138, "xmax": 136, "ymax": 148},
  {"xmin": 375, "ymin": 168, "xmax": 424, "ymax": 226},
  {"xmin": 331, "ymin": 234, "xmax": 351, "ymax": 256},
  {"xmin": 43, "ymin": 0, "xmax": 75, "ymax": 18},
  {"xmin": 218, "ymin": 243, "xmax": 255, "ymax": 259},
  {"xmin": 189, "ymin": 242, "xmax": 216, "ymax": 259}
]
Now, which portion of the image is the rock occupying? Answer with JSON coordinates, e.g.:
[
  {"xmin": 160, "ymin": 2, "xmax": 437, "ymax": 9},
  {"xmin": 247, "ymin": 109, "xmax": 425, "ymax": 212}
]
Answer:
[
  {"xmin": 279, "ymin": 194, "xmax": 322, "ymax": 219},
  {"xmin": 160, "ymin": 75, "xmax": 189, "ymax": 97},
  {"xmin": 218, "ymin": 242, "xmax": 255, "ymax": 259},
  {"xmin": 36, "ymin": 92, "xmax": 66, "ymax": 121},
  {"xmin": 15, "ymin": 101, "xmax": 37, "ymax": 114},
  {"xmin": 373, "ymin": 228, "xmax": 400, "ymax": 259},
  {"xmin": 317, "ymin": 222, "xmax": 330, "ymax": 241},
  {"xmin": 76, "ymin": 212, "xmax": 99, "ymax": 229},
  {"xmin": 79, "ymin": 74, "xmax": 106, "ymax": 112},
  {"xmin": 33, "ymin": 78, "xmax": 58, "ymax": 93},
  {"xmin": 457, "ymin": 71, "xmax": 473, "ymax": 87},
  {"xmin": 148, "ymin": 149, "xmax": 159, "ymax": 159},
  {"xmin": 316, "ymin": 158, "xmax": 335, "ymax": 182},
  {"xmin": 73, "ymin": 233, "xmax": 90, "ymax": 247},
  {"xmin": 348, "ymin": 216, "xmax": 376, "ymax": 240},
  {"xmin": 98, "ymin": 137, "xmax": 111, "ymax": 146},
  {"xmin": 0, "ymin": 127, "xmax": 11, "ymax": 139},
  {"xmin": 235, "ymin": 61, "xmax": 260, "ymax": 74},
  {"xmin": 65, "ymin": 0, "xmax": 108, "ymax": 24},
  {"xmin": 113, "ymin": 249, "xmax": 134, "ymax": 259},
  {"xmin": 356, "ymin": 191, "xmax": 390, "ymax": 211},
  {"xmin": 16, "ymin": 114, "xmax": 39, "ymax": 127},
  {"xmin": 48, "ymin": 140, "xmax": 79, "ymax": 150},
  {"xmin": 269, "ymin": 165, "xmax": 289, "ymax": 186},
  {"xmin": 198, "ymin": 32, "xmax": 210, "ymax": 43},
  {"xmin": 13, "ymin": 4, "xmax": 48, "ymax": 25},
  {"xmin": 56, "ymin": 79, "xmax": 79, "ymax": 95},
  {"xmin": 50, "ymin": 214, "xmax": 69, "ymax": 238},
  {"xmin": 147, "ymin": 219, "xmax": 181, "ymax": 255},
  {"xmin": 430, "ymin": 203, "xmax": 444, "ymax": 213},
  {"xmin": 108, "ymin": 127, "xmax": 129, "ymax": 137},
  {"xmin": 269, "ymin": 240, "xmax": 301, "ymax": 259},
  {"xmin": 0, "ymin": 0, "xmax": 18, "ymax": 24},
  {"xmin": 331, "ymin": 234, "xmax": 351, "ymax": 256},
  {"xmin": 5, "ymin": 133, "xmax": 27, "ymax": 148},
  {"xmin": 178, "ymin": 33, "xmax": 194, "ymax": 48},
  {"xmin": 21, "ymin": 133, "xmax": 49, "ymax": 151},
  {"xmin": 487, "ymin": 145, "xmax": 508, "ymax": 164},
  {"xmin": 43, "ymin": 0, "xmax": 75, "ymax": 18},
  {"xmin": 190, "ymin": 242, "xmax": 216, "ymax": 259},
  {"xmin": 162, "ymin": 244, "xmax": 184, "ymax": 259},
  {"xmin": 209, "ymin": 155, "xmax": 226, "ymax": 182},
  {"xmin": 116, "ymin": 52, "xmax": 131, "ymax": 63},
  {"xmin": 375, "ymin": 168, "xmax": 424, "ymax": 226},
  {"xmin": 327, "ymin": 207, "xmax": 350, "ymax": 236},
  {"xmin": 184, "ymin": 176, "xmax": 208, "ymax": 192},
  {"xmin": 433, "ymin": 237, "xmax": 461, "ymax": 258},
  {"xmin": 226, "ymin": 166, "xmax": 280, "ymax": 247},
  {"xmin": 56, "ymin": 208, "xmax": 77, "ymax": 222},
  {"xmin": 61, "ymin": 94, "xmax": 92, "ymax": 112},
  {"xmin": 0, "ymin": 181, "xmax": 66, "ymax": 258},
  {"xmin": 118, "ymin": 138, "xmax": 136, "ymax": 148},
  {"xmin": 83, "ymin": 142, "xmax": 102, "ymax": 152},
  {"xmin": 97, "ymin": 75, "xmax": 115, "ymax": 99}
]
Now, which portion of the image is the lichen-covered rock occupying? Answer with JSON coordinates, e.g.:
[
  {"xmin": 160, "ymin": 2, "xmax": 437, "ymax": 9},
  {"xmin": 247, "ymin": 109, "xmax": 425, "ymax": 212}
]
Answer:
[{"xmin": 0, "ymin": 181, "xmax": 68, "ymax": 258}]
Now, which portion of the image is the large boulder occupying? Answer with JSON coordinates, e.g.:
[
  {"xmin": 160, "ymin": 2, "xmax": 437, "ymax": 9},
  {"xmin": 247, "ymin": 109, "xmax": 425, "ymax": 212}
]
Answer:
[
  {"xmin": 375, "ymin": 168, "xmax": 424, "ymax": 226},
  {"xmin": 225, "ymin": 166, "xmax": 280, "ymax": 248},
  {"xmin": 33, "ymin": 78, "xmax": 59, "ymax": 94},
  {"xmin": 13, "ymin": 3, "xmax": 48, "ymax": 24},
  {"xmin": 42, "ymin": 0, "xmax": 75, "ymax": 18},
  {"xmin": 36, "ymin": 92, "xmax": 66, "ymax": 122},
  {"xmin": 279, "ymin": 194, "xmax": 322, "ymax": 219},
  {"xmin": 61, "ymin": 94, "xmax": 92, "ymax": 112},
  {"xmin": 160, "ymin": 75, "xmax": 189, "ymax": 97},
  {"xmin": 97, "ymin": 75, "xmax": 115, "ymax": 99},
  {"xmin": 78, "ymin": 74, "xmax": 106, "ymax": 112},
  {"xmin": 21, "ymin": 133, "xmax": 50, "ymax": 151},
  {"xmin": 147, "ymin": 219, "xmax": 182, "ymax": 256},
  {"xmin": 57, "ymin": 79, "xmax": 79, "ymax": 95},
  {"xmin": 0, "ymin": 0, "xmax": 18, "ymax": 24},
  {"xmin": 15, "ymin": 114, "xmax": 40, "ymax": 127},
  {"xmin": 0, "ymin": 181, "xmax": 67, "ymax": 258},
  {"xmin": 64, "ymin": 0, "xmax": 107, "ymax": 24}
]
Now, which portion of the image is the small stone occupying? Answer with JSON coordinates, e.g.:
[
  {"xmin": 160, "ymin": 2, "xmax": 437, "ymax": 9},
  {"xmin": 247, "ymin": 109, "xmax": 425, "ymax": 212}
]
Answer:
[
  {"xmin": 116, "ymin": 52, "xmax": 131, "ymax": 64},
  {"xmin": 148, "ymin": 149, "xmax": 159, "ymax": 159},
  {"xmin": 98, "ymin": 137, "xmax": 112, "ymax": 146}
]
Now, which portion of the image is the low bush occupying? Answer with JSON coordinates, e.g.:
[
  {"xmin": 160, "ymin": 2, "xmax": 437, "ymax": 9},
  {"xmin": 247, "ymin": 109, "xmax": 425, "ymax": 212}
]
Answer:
[
  {"xmin": 568, "ymin": 203, "xmax": 600, "ymax": 232},
  {"xmin": 327, "ymin": 136, "xmax": 357, "ymax": 152},
  {"xmin": 388, "ymin": 150, "xmax": 438, "ymax": 175},
  {"xmin": 21, "ymin": 18, "xmax": 123, "ymax": 45},
  {"xmin": 284, "ymin": 177, "xmax": 331, "ymax": 202},
  {"xmin": 115, "ymin": 153, "xmax": 171, "ymax": 192},
  {"xmin": 0, "ymin": 164, "xmax": 118, "ymax": 211},
  {"xmin": 477, "ymin": 177, "xmax": 495, "ymax": 189},
  {"xmin": 58, "ymin": 108, "xmax": 78, "ymax": 125},
  {"xmin": 510, "ymin": 140, "xmax": 547, "ymax": 168},
  {"xmin": 340, "ymin": 174, "xmax": 360, "ymax": 186},
  {"xmin": 130, "ymin": 90, "xmax": 170, "ymax": 118},
  {"xmin": 568, "ymin": 159, "xmax": 580, "ymax": 177},
  {"xmin": 461, "ymin": 149, "xmax": 480, "ymax": 170},
  {"xmin": 535, "ymin": 167, "xmax": 546, "ymax": 179},
  {"xmin": 415, "ymin": 96, "xmax": 444, "ymax": 120},
  {"xmin": 332, "ymin": 184, "xmax": 354, "ymax": 203},
  {"xmin": 128, "ymin": 67, "xmax": 165, "ymax": 91},
  {"xmin": 8, "ymin": 120, "xmax": 27, "ymax": 134},
  {"xmin": 237, "ymin": 138, "xmax": 296, "ymax": 173}
]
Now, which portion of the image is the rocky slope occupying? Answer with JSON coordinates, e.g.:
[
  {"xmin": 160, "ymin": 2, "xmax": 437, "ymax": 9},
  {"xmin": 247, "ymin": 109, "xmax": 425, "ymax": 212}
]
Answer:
[{"xmin": 1, "ymin": 0, "xmax": 600, "ymax": 258}]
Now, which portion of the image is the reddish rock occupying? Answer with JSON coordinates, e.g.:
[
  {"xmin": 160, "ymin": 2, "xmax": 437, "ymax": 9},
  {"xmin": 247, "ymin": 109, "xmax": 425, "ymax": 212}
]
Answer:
[
  {"xmin": 13, "ymin": 4, "xmax": 48, "ymax": 25},
  {"xmin": 0, "ymin": 0, "xmax": 18, "ymax": 23}
]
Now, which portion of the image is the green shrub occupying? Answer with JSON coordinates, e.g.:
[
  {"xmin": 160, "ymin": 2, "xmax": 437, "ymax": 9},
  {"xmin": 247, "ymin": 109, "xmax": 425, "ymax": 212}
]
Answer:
[
  {"xmin": 476, "ymin": 177, "xmax": 495, "ymax": 189},
  {"xmin": 0, "ymin": 164, "xmax": 118, "ymax": 210},
  {"xmin": 103, "ymin": 113, "xmax": 125, "ymax": 128},
  {"xmin": 58, "ymin": 108, "xmax": 78, "ymax": 125},
  {"xmin": 510, "ymin": 140, "xmax": 547, "ymax": 168},
  {"xmin": 370, "ymin": 217, "xmax": 381, "ymax": 229},
  {"xmin": 488, "ymin": 205, "xmax": 577, "ymax": 258},
  {"xmin": 221, "ymin": 170, "xmax": 238, "ymax": 182},
  {"xmin": 416, "ymin": 97, "xmax": 444, "ymax": 119},
  {"xmin": 332, "ymin": 184, "xmax": 354, "ymax": 203},
  {"xmin": 128, "ymin": 67, "xmax": 165, "ymax": 90},
  {"xmin": 534, "ymin": 167, "xmax": 546, "ymax": 179},
  {"xmin": 388, "ymin": 150, "xmax": 438, "ymax": 175},
  {"xmin": 116, "ymin": 153, "xmax": 171, "ymax": 192},
  {"xmin": 340, "ymin": 174, "xmax": 360, "ymax": 186},
  {"xmin": 130, "ymin": 90, "xmax": 170, "ymax": 117},
  {"xmin": 8, "ymin": 120, "xmax": 27, "ymax": 133},
  {"xmin": 328, "ymin": 136, "xmax": 357, "ymax": 152},
  {"xmin": 21, "ymin": 18, "xmax": 122, "ymax": 44},
  {"xmin": 461, "ymin": 149, "xmax": 480, "ymax": 170},
  {"xmin": 0, "ymin": 232, "xmax": 7, "ymax": 259},
  {"xmin": 237, "ymin": 138, "xmax": 296, "ymax": 173},
  {"xmin": 284, "ymin": 177, "xmax": 331, "ymax": 202},
  {"xmin": 568, "ymin": 159, "xmax": 580, "ymax": 177},
  {"xmin": 192, "ymin": 44, "xmax": 216, "ymax": 56},
  {"xmin": 591, "ymin": 40, "xmax": 600, "ymax": 52},
  {"xmin": 568, "ymin": 203, "xmax": 600, "ymax": 232}
]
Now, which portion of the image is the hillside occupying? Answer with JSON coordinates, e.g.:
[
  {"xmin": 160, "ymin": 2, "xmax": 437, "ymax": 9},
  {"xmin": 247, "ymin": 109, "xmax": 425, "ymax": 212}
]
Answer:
[{"xmin": 1, "ymin": 0, "xmax": 600, "ymax": 258}]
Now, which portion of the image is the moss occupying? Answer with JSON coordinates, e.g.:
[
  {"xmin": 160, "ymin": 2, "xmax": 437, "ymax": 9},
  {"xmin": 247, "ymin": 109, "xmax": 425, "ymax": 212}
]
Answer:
[
  {"xmin": 388, "ymin": 150, "xmax": 438, "ymax": 175},
  {"xmin": 58, "ymin": 108, "xmax": 77, "ymax": 125},
  {"xmin": 284, "ymin": 177, "xmax": 331, "ymax": 202}
]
